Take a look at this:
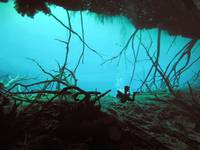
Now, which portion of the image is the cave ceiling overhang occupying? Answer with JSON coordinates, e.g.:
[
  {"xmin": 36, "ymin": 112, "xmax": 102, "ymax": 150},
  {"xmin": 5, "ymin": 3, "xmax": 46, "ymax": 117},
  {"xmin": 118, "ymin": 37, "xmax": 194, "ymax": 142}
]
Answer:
[{"xmin": 2, "ymin": 0, "xmax": 200, "ymax": 39}]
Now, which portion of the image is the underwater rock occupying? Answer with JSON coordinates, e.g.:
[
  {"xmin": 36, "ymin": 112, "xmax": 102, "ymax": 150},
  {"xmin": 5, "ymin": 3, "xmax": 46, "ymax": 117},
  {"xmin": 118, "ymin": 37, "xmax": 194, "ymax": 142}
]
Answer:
[
  {"xmin": 12, "ymin": 0, "xmax": 200, "ymax": 39},
  {"xmin": 0, "ymin": 93, "xmax": 169, "ymax": 150},
  {"xmin": 108, "ymin": 126, "xmax": 121, "ymax": 141},
  {"xmin": 0, "ymin": 0, "xmax": 8, "ymax": 3}
]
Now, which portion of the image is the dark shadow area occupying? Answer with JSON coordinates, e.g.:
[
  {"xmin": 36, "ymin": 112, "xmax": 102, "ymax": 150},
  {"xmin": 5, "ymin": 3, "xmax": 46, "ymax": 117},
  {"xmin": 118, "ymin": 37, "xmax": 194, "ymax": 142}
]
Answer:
[{"xmin": 0, "ymin": 89, "xmax": 168, "ymax": 150}]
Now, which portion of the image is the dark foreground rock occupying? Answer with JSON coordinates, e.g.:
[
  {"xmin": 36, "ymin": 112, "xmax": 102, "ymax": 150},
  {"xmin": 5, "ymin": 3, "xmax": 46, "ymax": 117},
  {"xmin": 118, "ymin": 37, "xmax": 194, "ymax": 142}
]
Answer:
[{"xmin": 0, "ymin": 92, "xmax": 168, "ymax": 150}]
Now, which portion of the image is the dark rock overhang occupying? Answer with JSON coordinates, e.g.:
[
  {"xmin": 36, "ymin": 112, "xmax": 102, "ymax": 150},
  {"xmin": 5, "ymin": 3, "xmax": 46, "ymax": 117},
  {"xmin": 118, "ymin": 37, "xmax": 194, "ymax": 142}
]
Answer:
[{"xmin": 5, "ymin": 0, "xmax": 200, "ymax": 39}]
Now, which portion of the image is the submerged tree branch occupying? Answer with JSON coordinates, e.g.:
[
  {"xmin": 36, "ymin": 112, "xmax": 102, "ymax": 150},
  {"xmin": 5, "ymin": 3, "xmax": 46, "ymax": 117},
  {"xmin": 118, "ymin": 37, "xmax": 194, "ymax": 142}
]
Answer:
[
  {"xmin": 50, "ymin": 13, "xmax": 103, "ymax": 59},
  {"xmin": 101, "ymin": 29, "xmax": 138, "ymax": 65}
]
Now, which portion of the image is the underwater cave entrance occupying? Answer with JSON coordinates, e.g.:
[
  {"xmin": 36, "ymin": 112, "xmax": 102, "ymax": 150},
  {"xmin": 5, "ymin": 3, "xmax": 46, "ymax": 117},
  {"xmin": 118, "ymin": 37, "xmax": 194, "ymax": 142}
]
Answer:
[
  {"xmin": 1, "ymin": 2, "xmax": 200, "ymax": 149},
  {"xmin": 0, "ymin": 1, "xmax": 200, "ymax": 98}
]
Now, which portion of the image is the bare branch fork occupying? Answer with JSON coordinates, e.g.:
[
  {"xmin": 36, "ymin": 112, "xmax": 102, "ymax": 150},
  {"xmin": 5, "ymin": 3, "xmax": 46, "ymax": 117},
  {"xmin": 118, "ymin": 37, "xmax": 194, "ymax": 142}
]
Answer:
[
  {"xmin": 101, "ymin": 28, "xmax": 139, "ymax": 65},
  {"xmin": 50, "ymin": 12, "xmax": 103, "ymax": 59},
  {"xmin": 140, "ymin": 40, "xmax": 176, "ymax": 96}
]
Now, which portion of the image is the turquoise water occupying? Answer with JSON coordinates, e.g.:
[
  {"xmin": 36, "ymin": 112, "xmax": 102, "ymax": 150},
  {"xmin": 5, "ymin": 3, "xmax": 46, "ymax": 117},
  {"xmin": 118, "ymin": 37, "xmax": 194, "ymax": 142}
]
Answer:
[{"xmin": 0, "ymin": 1, "xmax": 200, "ymax": 95}]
